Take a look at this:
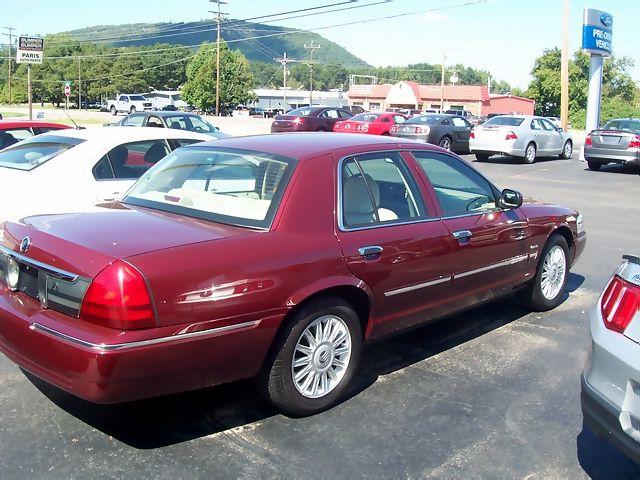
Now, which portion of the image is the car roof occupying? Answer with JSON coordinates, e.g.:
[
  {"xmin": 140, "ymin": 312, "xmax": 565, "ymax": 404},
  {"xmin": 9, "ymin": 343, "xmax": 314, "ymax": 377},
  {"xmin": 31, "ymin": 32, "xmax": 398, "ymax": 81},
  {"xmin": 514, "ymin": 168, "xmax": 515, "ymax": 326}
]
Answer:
[
  {"xmin": 0, "ymin": 120, "xmax": 70, "ymax": 129},
  {"xmin": 130, "ymin": 111, "xmax": 200, "ymax": 118},
  {"xmin": 186, "ymin": 132, "xmax": 439, "ymax": 160},
  {"xmin": 37, "ymin": 126, "xmax": 212, "ymax": 142}
]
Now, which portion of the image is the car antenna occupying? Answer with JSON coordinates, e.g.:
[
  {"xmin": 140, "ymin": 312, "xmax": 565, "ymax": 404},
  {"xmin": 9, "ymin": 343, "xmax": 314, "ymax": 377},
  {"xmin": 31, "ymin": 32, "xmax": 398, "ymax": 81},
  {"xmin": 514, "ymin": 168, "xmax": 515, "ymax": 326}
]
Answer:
[{"xmin": 62, "ymin": 107, "xmax": 83, "ymax": 130}]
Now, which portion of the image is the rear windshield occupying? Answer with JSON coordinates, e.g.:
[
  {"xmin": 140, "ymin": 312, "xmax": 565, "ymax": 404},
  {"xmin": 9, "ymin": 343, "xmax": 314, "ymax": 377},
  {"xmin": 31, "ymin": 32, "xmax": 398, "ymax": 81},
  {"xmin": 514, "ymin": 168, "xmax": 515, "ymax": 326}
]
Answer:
[
  {"xmin": 286, "ymin": 107, "xmax": 314, "ymax": 117},
  {"xmin": 483, "ymin": 116, "xmax": 525, "ymax": 126},
  {"xmin": 124, "ymin": 147, "xmax": 295, "ymax": 229},
  {"xmin": 602, "ymin": 119, "xmax": 640, "ymax": 132},
  {"xmin": 405, "ymin": 115, "xmax": 444, "ymax": 125},
  {"xmin": 0, "ymin": 135, "xmax": 85, "ymax": 171},
  {"xmin": 350, "ymin": 113, "xmax": 381, "ymax": 122}
]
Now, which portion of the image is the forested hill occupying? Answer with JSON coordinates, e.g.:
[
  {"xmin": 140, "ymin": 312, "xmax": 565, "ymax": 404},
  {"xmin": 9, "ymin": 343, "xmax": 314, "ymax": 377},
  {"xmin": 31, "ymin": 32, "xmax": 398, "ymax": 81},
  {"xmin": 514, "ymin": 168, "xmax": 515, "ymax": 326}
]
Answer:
[{"xmin": 62, "ymin": 20, "xmax": 370, "ymax": 68}]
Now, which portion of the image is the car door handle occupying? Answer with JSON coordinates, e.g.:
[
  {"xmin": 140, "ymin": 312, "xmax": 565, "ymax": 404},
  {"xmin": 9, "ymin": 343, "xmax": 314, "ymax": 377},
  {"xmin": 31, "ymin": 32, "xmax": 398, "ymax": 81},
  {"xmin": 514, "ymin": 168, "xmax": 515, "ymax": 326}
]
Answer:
[
  {"xmin": 452, "ymin": 230, "xmax": 472, "ymax": 245},
  {"xmin": 358, "ymin": 245, "xmax": 384, "ymax": 258}
]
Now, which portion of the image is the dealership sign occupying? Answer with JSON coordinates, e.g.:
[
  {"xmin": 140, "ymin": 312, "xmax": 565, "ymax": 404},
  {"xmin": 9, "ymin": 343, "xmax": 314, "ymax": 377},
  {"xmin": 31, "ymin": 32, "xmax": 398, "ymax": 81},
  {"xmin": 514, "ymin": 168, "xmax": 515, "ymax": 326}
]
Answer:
[
  {"xmin": 582, "ymin": 9, "xmax": 612, "ymax": 56},
  {"xmin": 16, "ymin": 36, "xmax": 44, "ymax": 64}
]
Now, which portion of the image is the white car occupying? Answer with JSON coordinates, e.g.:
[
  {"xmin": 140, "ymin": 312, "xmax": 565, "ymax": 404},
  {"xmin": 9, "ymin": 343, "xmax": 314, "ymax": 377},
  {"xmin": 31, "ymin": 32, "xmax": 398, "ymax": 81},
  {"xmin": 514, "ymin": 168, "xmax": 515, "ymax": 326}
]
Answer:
[
  {"xmin": 469, "ymin": 115, "xmax": 573, "ymax": 164},
  {"xmin": 0, "ymin": 127, "xmax": 212, "ymax": 223}
]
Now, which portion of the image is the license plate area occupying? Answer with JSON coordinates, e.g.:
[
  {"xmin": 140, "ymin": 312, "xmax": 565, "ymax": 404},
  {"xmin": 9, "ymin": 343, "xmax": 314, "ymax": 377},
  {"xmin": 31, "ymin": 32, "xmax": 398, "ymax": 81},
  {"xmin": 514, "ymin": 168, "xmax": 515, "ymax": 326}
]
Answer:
[{"xmin": 17, "ymin": 263, "xmax": 39, "ymax": 300}]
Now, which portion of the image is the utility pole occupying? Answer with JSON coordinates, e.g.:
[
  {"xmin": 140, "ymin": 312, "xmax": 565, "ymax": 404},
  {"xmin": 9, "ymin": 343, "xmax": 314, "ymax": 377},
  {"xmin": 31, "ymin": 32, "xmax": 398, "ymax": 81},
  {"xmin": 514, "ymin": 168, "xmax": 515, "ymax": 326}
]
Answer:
[
  {"xmin": 560, "ymin": 0, "xmax": 570, "ymax": 131},
  {"xmin": 27, "ymin": 65, "xmax": 32, "ymax": 120},
  {"xmin": 275, "ymin": 52, "xmax": 294, "ymax": 113},
  {"xmin": 439, "ymin": 53, "xmax": 446, "ymax": 111},
  {"xmin": 304, "ymin": 41, "xmax": 320, "ymax": 106},
  {"xmin": 2, "ymin": 26, "xmax": 16, "ymax": 105},
  {"xmin": 78, "ymin": 57, "xmax": 82, "ymax": 110},
  {"xmin": 210, "ymin": 0, "xmax": 227, "ymax": 116}
]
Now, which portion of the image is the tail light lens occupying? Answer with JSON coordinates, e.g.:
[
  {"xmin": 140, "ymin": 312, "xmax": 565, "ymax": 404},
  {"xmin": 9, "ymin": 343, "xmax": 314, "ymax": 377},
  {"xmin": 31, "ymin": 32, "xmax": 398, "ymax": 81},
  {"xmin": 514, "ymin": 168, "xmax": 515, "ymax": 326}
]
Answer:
[
  {"xmin": 505, "ymin": 131, "xmax": 518, "ymax": 140},
  {"xmin": 390, "ymin": 125, "xmax": 399, "ymax": 133},
  {"xmin": 357, "ymin": 123, "xmax": 369, "ymax": 132},
  {"xmin": 628, "ymin": 135, "xmax": 640, "ymax": 149},
  {"xmin": 80, "ymin": 261, "xmax": 155, "ymax": 330},
  {"xmin": 601, "ymin": 275, "xmax": 640, "ymax": 333},
  {"xmin": 469, "ymin": 130, "xmax": 475, "ymax": 139},
  {"xmin": 414, "ymin": 126, "xmax": 430, "ymax": 135},
  {"xmin": 585, "ymin": 133, "xmax": 592, "ymax": 146}
]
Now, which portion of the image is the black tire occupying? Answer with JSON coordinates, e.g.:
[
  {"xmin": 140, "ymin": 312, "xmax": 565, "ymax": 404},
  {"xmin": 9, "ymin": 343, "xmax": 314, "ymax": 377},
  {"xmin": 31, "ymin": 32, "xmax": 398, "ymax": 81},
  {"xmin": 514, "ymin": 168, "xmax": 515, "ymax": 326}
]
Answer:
[
  {"xmin": 560, "ymin": 140, "xmax": 573, "ymax": 159},
  {"xmin": 110, "ymin": 106, "xmax": 117, "ymax": 116},
  {"xmin": 130, "ymin": 106, "xmax": 136, "ymax": 114},
  {"xmin": 259, "ymin": 296, "xmax": 362, "ymax": 417},
  {"xmin": 517, "ymin": 234, "xmax": 570, "ymax": 311},
  {"xmin": 523, "ymin": 142, "xmax": 537, "ymax": 164},
  {"xmin": 438, "ymin": 136, "xmax": 452, "ymax": 151},
  {"xmin": 316, "ymin": 127, "xmax": 327, "ymax": 132},
  {"xmin": 587, "ymin": 160, "xmax": 601, "ymax": 171},
  {"xmin": 475, "ymin": 153, "xmax": 490, "ymax": 162}
]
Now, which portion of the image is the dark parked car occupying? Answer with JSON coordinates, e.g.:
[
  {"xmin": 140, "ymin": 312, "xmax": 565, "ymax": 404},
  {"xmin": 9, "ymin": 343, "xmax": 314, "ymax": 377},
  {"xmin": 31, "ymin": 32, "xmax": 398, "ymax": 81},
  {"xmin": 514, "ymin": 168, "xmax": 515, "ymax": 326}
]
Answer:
[
  {"xmin": 343, "ymin": 105, "xmax": 365, "ymax": 116},
  {"xmin": 114, "ymin": 111, "xmax": 228, "ymax": 139},
  {"xmin": 389, "ymin": 113, "xmax": 474, "ymax": 152},
  {"xmin": 584, "ymin": 118, "xmax": 640, "ymax": 171},
  {"xmin": 0, "ymin": 120, "xmax": 70, "ymax": 149},
  {"xmin": 271, "ymin": 106, "xmax": 353, "ymax": 133},
  {"xmin": 0, "ymin": 133, "xmax": 585, "ymax": 416}
]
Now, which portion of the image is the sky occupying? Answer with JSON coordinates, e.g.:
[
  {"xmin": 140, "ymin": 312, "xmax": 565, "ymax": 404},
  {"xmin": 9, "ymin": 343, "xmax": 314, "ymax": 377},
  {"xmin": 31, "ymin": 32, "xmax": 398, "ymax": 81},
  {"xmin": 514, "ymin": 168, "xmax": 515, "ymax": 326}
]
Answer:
[{"xmin": 2, "ymin": 0, "xmax": 638, "ymax": 89}]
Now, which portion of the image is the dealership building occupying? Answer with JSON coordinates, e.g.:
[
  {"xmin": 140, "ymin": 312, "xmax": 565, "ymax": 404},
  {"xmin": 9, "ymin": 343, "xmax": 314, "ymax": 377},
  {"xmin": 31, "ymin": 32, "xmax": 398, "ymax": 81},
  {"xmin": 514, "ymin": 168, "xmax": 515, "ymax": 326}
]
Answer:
[{"xmin": 347, "ymin": 81, "xmax": 535, "ymax": 116}]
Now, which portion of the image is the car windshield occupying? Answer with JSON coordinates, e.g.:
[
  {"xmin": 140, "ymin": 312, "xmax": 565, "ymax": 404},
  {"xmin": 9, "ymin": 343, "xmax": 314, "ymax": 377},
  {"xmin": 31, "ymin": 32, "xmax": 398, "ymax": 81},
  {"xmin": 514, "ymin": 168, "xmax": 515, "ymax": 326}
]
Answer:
[
  {"xmin": 484, "ymin": 116, "xmax": 525, "ymax": 126},
  {"xmin": 129, "ymin": 95, "xmax": 146, "ymax": 101},
  {"xmin": 602, "ymin": 119, "xmax": 640, "ymax": 132},
  {"xmin": 405, "ymin": 115, "xmax": 444, "ymax": 125},
  {"xmin": 286, "ymin": 107, "xmax": 314, "ymax": 117},
  {"xmin": 165, "ymin": 115, "xmax": 220, "ymax": 133},
  {"xmin": 125, "ymin": 147, "xmax": 295, "ymax": 229},
  {"xmin": 350, "ymin": 113, "xmax": 381, "ymax": 122},
  {"xmin": 0, "ymin": 135, "xmax": 85, "ymax": 171}
]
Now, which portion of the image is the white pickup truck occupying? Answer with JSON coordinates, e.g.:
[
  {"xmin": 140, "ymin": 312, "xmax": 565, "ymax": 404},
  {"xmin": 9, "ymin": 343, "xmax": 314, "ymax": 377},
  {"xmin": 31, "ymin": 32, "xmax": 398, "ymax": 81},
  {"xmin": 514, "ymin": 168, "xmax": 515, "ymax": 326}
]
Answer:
[{"xmin": 107, "ymin": 94, "xmax": 153, "ymax": 115}]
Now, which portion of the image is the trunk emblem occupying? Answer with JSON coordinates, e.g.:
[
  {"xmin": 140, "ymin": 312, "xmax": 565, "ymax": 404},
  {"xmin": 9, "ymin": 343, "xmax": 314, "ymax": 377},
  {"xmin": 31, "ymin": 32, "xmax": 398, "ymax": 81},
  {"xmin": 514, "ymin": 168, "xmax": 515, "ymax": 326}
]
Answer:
[{"xmin": 20, "ymin": 236, "xmax": 31, "ymax": 253}]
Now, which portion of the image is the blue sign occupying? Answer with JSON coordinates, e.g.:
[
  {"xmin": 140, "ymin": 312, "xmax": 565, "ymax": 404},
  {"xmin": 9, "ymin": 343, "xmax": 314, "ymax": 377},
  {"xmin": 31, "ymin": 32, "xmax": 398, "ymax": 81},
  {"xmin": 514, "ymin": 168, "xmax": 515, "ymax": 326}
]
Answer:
[{"xmin": 583, "ymin": 9, "xmax": 613, "ymax": 56}]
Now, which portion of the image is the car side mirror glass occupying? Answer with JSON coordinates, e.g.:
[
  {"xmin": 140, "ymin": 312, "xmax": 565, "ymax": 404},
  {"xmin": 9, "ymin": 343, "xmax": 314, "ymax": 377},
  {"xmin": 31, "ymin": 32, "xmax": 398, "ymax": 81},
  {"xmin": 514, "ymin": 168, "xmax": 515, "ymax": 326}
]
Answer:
[{"xmin": 500, "ymin": 188, "xmax": 523, "ymax": 209}]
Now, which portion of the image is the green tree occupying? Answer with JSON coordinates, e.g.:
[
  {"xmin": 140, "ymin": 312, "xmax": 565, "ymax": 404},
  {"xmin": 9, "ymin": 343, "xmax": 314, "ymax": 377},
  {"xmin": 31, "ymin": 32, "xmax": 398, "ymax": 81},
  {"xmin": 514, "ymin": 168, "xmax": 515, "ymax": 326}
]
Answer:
[{"xmin": 182, "ymin": 42, "xmax": 255, "ymax": 111}]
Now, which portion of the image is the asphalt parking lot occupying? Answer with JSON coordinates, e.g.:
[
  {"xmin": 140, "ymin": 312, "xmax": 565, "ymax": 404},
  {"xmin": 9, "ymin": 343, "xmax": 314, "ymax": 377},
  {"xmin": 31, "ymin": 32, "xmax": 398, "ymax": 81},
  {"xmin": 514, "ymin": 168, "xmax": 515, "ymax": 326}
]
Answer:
[{"xmin": 0, "ymin": 147, "xmax": 639, "ymax": 478}]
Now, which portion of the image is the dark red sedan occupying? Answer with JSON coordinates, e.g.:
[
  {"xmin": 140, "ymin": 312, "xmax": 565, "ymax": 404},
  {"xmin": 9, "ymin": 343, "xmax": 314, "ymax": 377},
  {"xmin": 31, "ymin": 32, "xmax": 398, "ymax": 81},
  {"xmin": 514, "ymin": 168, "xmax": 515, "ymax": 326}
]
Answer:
[
  {"xmin": 333, "ymin": 112, "xmax": 407, "ymax": 136},
  {"xmin": 0, "ymin": 134, "xmax": 586, "ymax": 416},
  {"xmin": 270, "ymin": 106, "xmax": 353, "ymax": 133},
  {"xmin": 0, "ymin": 120, "xmax": 70, "ymax": 149}
]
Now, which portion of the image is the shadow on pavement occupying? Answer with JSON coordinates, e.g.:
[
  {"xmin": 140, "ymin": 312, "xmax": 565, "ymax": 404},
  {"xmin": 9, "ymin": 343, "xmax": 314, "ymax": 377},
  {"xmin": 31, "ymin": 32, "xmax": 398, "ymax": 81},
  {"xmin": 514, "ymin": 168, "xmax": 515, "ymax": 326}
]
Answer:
[
  {"xmin": 584, "ymin": 163, "xmax": 640, "ymax": 175},
  {"xmin": 25, "ymin": 274, "xmax": 584, "ymax": 450},
  {"xmin": 576, "ymin": 425, "xmax": 640, "ymax": 479},
  {"xmin": 475, "ymin": 154, "xmax": 570, "ymax": 165}
]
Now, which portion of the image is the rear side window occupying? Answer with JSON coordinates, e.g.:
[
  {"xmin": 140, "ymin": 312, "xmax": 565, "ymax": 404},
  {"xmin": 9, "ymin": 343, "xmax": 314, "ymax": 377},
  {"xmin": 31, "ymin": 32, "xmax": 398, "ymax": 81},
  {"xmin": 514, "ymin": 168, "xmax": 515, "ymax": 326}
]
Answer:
[
  {"xmin": 412, "ymin": 151, "xmax": 497, "ymax": 217},
  {"xmin": 0, "ymin": 135, "xmax": 85, "ymax": 171},
  {"xmin": 340, "ymin": 152, "xmax": 426, "ymax": 229},
  {"xmin": 123, "ymin": 115, "xmax": 145, "ymax": 127},
  {"xmin": 99, "ymin": 140, "xmax": 170, "ymax": 180}
]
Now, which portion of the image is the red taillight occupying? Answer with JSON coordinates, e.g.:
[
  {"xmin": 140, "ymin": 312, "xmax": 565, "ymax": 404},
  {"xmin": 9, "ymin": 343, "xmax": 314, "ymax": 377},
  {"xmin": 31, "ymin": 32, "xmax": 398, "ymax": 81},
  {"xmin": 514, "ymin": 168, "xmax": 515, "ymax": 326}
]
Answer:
[
  {"xmin": 505, "ymin": 131, "xmax": 518, "ymax": 140},
  {"xmin": 601, "ymin": 275, "xmax": 640, "ymax": 333},
  {"xmin": 585, "ymin": 133, "xmax": 592, "ymax": 146},
  {"xmin": 628, "ymin": 135, "xmax": 640, "ymax": 149},
  {"xmin": 414, "ymin": 127, "xmax": 422, "ymax": 134},
  {"xmin": 80, "ymin": 260, "xmax": 155, "ymax": 330},
  {"xmin": 469, "ymin": 130, "xmax": 475, "ymax": 139},
  {"xmin": 390, "ymin": 125, "xmax": 399, "ymax": 133},
  {"xmin": 357, "ymin": 123, "xmax": 369, "ymax": 132}
]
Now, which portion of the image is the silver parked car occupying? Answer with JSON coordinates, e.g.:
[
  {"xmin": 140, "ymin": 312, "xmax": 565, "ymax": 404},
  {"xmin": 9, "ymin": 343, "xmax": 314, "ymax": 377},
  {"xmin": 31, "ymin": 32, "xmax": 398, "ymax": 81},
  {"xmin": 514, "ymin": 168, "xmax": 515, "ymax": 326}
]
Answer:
[
  {"xmin": 469, "ymin": 115, "xmax": 573, "ymax": 163},
  {"xmin": 584, "ymin": 118, "xmax": 640, "ymax": 171},
  {"xmin": 582, "ymin": 254, "xmax": 640, "ymax": 463},
  {"xmin": 389, "ymin": 114, "xmax": 473, "ymax": 153}
]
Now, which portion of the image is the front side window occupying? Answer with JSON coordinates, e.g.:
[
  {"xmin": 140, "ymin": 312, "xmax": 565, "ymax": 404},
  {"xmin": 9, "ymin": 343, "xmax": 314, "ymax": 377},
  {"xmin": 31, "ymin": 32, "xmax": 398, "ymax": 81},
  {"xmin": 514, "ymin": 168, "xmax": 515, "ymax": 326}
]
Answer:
[
  {"xmin": 146, "ymin": 116, "xmax": 164, "ymax": 128},
  {"xmin": 125, "ymin": 147, "xmax": 295, "ymax": 229},
  {"xmin": 412, "ymin": 151, "xmax": 497, "ymax": 217},
  {"xmin": 0, "ymin": 135, "xmax": 84, "ymax": 171},
  {"xmin": 341, "ymin": 152, "xmax": 426, "ymax": 229}
]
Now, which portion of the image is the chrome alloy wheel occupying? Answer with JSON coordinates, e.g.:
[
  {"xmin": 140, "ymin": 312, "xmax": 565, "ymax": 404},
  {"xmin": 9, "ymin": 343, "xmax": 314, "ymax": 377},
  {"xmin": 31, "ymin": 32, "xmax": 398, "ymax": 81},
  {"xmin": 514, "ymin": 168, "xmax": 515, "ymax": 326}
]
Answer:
[
  {"xmin": 525, "ymin": 144, "xmax": 536, "ymax": 163},
  {"xmin": 439, "ymin": 137, "xmax": 451, "ymax": 150},
  {"xmin": 540, "ymin": 245, "xmax": 566, "ymax": 300},
  {"xmin": 291, "ymin": 315, "xmax": 352, "ymax": 399},
  {"xmin": 563, "ymin": 141, "xmax": 572, "ymax": 158}
]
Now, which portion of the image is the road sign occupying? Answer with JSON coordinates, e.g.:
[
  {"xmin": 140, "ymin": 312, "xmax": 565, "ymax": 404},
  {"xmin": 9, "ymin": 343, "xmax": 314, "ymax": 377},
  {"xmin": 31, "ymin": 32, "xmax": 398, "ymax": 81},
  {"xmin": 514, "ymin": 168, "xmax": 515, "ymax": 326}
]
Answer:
[
  {"xmin": 16, "ymin": 36, "xmax": 44, "ymax": 64},
  {"xmin": 64, "ymin": 84, "xmax": 71, "ymax": 97}
]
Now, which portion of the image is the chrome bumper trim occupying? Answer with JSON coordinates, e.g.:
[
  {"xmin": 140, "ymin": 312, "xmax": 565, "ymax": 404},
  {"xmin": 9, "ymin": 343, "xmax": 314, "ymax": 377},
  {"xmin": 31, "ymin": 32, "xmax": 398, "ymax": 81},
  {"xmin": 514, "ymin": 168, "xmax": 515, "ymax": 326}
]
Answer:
[
  {"xmin": 0, "ymin": 244, "xmax": 79, "ymax": 282},
  {"xmin": 30, "ymin": 320, "xmax": 260, "ymax": 352},
  {"xmin": 384, "ymin": 275, "xmax": 452, "ymax": 297},
  {"xmin": 454, "ymin": 254, "xmax": 529, "ymax": 279}
]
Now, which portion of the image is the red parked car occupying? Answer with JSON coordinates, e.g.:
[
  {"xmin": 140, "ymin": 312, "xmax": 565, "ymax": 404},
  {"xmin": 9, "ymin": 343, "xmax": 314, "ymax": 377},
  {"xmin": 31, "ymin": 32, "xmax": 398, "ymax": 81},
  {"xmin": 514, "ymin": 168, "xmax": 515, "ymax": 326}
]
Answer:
[
  {"xmin": 333, "ymin": 112, "xmax": 407, "ymax": 136},
  {"xmin": 271, "ymin": 106, "xmax": 353, "ymax": 133},
  {"xmin": 0, "ymin": 120, "xmax": 71, "ymax": 149},
  {"xmin": 0, "ymin": 133, "xmax": 586, "ymax": 416}
]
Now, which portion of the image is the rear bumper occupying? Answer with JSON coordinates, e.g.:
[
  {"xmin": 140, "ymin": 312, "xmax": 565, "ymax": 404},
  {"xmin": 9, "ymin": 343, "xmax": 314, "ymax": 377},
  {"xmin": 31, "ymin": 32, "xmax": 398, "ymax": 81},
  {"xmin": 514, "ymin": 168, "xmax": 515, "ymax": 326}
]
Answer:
[
  {"xmin": 0, "ymin": 286, "xmax": 281, "ymax": 404},
  {"xmin": 582, "ymin": 374, "xmax": 640, "ymax": 464},
  {"xmin": 469, "ymin": 141, "xmax": 525, "ymax": 157},
  {"xmin": 584, "ymin": 146, "xmax": 640, "ymax": 165}
]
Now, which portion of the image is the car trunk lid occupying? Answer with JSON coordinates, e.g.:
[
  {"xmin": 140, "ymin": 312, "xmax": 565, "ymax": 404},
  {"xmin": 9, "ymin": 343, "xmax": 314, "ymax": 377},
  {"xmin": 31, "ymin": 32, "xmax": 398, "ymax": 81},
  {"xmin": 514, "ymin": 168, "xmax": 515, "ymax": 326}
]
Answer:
[{"xmin": 590, "ymin": 129, "xmax": 638, "ymax": 150}]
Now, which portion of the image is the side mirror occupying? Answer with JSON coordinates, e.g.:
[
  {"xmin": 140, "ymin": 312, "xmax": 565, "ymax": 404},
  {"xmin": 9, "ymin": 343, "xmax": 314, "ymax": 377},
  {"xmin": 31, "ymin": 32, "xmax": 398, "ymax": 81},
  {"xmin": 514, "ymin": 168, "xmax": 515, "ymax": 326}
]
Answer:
[{"xmin": 500, "ymin": 188, "xmax": 523, "ymax": 209}]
